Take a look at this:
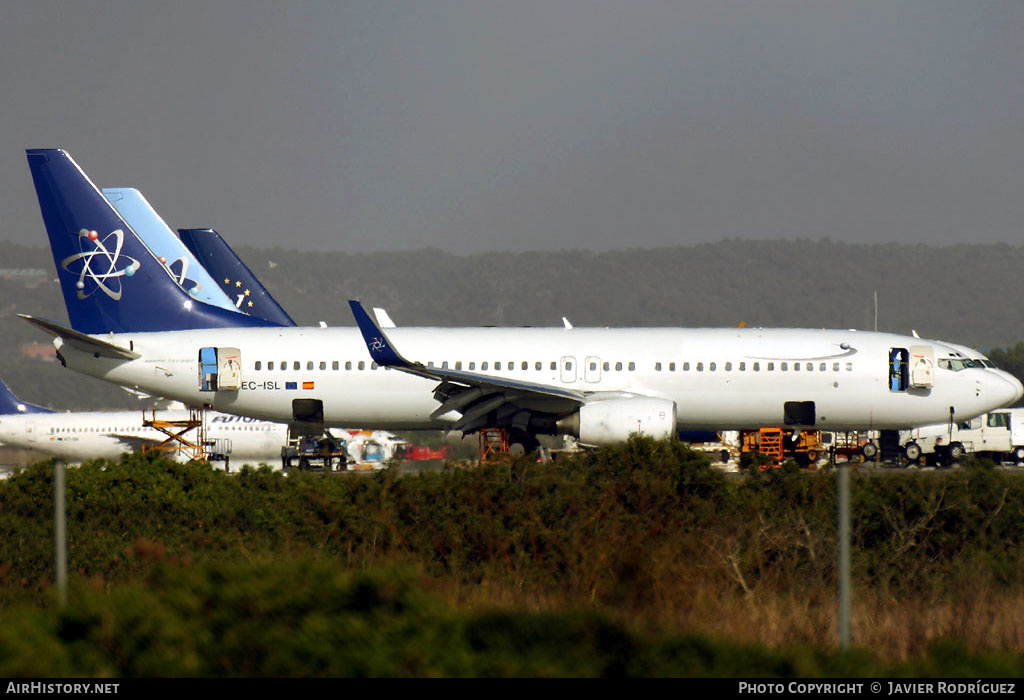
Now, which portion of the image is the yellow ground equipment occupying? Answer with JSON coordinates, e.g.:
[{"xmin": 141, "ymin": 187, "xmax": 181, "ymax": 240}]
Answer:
[{"xmin": 740, "ymin": 427, "xmax": 826, "ymax": 469}]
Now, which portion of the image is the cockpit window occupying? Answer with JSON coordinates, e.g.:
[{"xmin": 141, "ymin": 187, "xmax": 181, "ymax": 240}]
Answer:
[{"xmin": 938, "ymin": 358, "xmax": 970, "ymax": 371}]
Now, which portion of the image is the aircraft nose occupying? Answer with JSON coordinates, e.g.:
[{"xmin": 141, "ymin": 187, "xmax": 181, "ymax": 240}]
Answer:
[{"xmin": 989, "ymin": 370, "xmax": 1024, "ymax": 407}]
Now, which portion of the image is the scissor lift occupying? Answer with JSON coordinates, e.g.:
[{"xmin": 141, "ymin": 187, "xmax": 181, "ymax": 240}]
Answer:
[
  {"xmin": 479, "ymin": 428, "xmax": 510, "ymax": 463},
  {"xmin": 140, "ymin": 408, "xmax": 208, "ymax": 463}
]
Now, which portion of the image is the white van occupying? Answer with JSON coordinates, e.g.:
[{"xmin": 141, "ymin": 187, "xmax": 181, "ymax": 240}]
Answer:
[{"xmin": 901, "ymin": 408, "xmax": 1024, "ymax": 464}]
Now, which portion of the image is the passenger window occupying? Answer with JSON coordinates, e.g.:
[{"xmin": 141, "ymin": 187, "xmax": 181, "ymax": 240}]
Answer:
[
  {"xmin": 333, "ymin": 361, "xmax": 339, "ymax": 370},
  {"xmin": 627, "ymin": 362, "xmax": 635, "ymax": 371},
  {"xmin": 345, "ymin": 361, "xmax": 352, "ymax": 370},
  {"xmin": 725, "ymin": 362, "xmax": 732, "ymax": 371},
  {"xmin": 550, "ymin": 362, "xmax": 557, "ymax": 370},
  {"xmin": 697, "ymin": 362, "xmax": 704, "ymax": 372},
  {"xmin": 358, "ymin": 361, "xmax": 365, "ymax": 370},
  {"xmin": 794, "ymin": 363, "xmax": 800, "ymax": 372},
  {"xmin": 833, "ymin": 362, "xmax": 839, "ymax": 371},
  {"xmin": 683, "ymin": 362, "xmax": 690, "ymax": 371},
  {"xmin": 782, "ymin": 362, "xmax": 788, "ymax": 371},
  {"xmin": 495, "ymin": 362, "xmax": 502, "ymax": 370},
  {"xmin": 845, "ymin": 362, "xmax": 853, "ymax": 371},
  {"xmin": 371, "ymin": 362, "xmax": 378, "ymax": 370},
  {"xmin": 616, "ymin": 362, "xmax": 623, "ymax": 371},
  {"xmin": 709, "ymin": 362, "xmax": 716, "ymax": 371},
  {"xmin": 442, "ymin": 361, "xmax": 449, "ymax": 369},
  {"xmin": 669, "ymin": 362, "xmax": 676, "ymax": 371},
  {"xmin": 293, "ymin": 361, "xmax": 300, "ymax": 371},
  {"xmin": 482, "ymin": 362, "xmax": 489, "ymax": 370},
  {"xmin": 819, "ymin": 363, "xmax": 825, "ymax": 372},
  {"xmin": 655, "ymin": 362, "xmax": 662, "ymax": 371},
  {"xmin": 319, "ymin": 361, "xmax": 326, "ymax": 370},
  {"xmin": 565, "ymin": 361, "xmax": 573, "ymax": 371},
  {"xmin": 522, "ymin": 361, "xmax": 528, "ymax": 370},
  {"xmin": 281, "ymin": 362, "xmax": 287, "ymax": 371},
  {"xmin": 535, "ymin": 362, "xmax": 542, "ymax": 370},
  {"xmin": 455, "ymin": 361, "xmax": 462, "ymax": 370},
  {"xmin": 469, "ymin": 362, "xmax": 476, "ymax": 370},
  {"xmin": 739, "ymin": 362, "xmax": 745, "ymax": 371},
  {"xmin": 767, "ymin": 362, "xmax": 775, "ymax": 371},
  {"xmin": 255, "ymin": 361, "xmax": 262, "ymax": 371}
]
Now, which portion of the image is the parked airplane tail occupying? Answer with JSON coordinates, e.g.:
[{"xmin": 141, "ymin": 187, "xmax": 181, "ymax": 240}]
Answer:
[
  {"xmin": 0, "ymin": 378, "xmax": 52, "ymax": 415},
  {"xmin": 102, "ymin": 188, "xmax": 241, "ymax": 314},
  {"xmin": 25, "ymin": 149, "xmax": 276, "ymax": 334},
  {"xmin": 178, "ymin": 228, "xmax": 297, "ymax": 327}
]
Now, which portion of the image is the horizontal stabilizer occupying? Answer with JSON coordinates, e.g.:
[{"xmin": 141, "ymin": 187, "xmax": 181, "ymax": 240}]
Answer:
[{"xmin": 19, "ymin": 314, "xmax": 140, "ymax": 360}]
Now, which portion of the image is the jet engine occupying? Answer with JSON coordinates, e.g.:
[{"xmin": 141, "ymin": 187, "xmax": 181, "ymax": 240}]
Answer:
[{"xmin": 556, "ymin": 397, "xmax": 677, "ymax": 446}]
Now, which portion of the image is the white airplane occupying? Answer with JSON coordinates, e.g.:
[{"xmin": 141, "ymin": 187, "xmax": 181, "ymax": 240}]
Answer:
[
  {"xmin": 20, "ymin": 149, "xmax": 1024, "ymax": 451},
  {"xmin": 0, "ymin": 377, "xmax": 284, "ymax": 466},
  {"xmin": 0, "ymin": 376, "xmax": 412, "ymax": 469}
]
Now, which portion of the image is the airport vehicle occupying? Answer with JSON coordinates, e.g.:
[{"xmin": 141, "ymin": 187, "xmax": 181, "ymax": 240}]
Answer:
[
  {"xmin": 740, "ymin": 427, "xmax": 827, "ymax": 468},
  {"xmin": 22, "ymin": 149, "xmax": 1024, "ymax": 452},
  {"xmin": 901, "ymin": 408, "xmax": 1024, "ymax": 465},
  {"xmin": 280, "ymin": 432, "xmax": 349, "ymax": 472}
]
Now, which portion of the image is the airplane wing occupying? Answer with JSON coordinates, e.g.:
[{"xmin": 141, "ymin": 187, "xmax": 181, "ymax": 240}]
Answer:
[{"xmin": 348, "ymin": 300, "xmax": 585, "ymax": 432}]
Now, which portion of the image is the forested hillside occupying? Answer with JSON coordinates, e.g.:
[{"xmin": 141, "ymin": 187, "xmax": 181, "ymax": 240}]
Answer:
[{"xmin": 2, "ymin": 239, "xmax": 1022, "ymax": 410}]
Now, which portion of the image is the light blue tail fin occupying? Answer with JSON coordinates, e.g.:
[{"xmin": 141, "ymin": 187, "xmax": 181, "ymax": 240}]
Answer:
[
  {"xmin": 25, "ymin": 149, "xmax": 276, "ymax": 334},
  {"xmin": 102, "ymin": 188, "xmax": 241, "ymax": 314}
]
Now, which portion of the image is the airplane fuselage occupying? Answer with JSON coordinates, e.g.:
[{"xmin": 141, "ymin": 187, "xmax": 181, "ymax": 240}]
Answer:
[
  {"xmin": 52, "ymin": 325, "xmax": 1022, "ymax": 433},
  {"xmin": 0, "ymin": 409, "xmax": 285, "ymax": 464}
]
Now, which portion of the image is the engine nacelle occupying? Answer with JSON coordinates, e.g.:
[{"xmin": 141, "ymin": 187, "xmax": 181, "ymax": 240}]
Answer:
[{"xmin": 557, "ymin": 397, "xmax": 677, "ymax": 446}]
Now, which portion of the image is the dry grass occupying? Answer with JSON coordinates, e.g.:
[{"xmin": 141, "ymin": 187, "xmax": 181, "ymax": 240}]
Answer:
[{"xmin": 434, "ymin": 565, "xmax": 1024, "ymax": 661}]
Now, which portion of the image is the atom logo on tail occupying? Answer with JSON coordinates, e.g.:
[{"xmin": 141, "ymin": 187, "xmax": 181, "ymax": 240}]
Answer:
[
  {"xmin": 162, "ymin": 256, "xmax": 203, "ymax": 297},
  {"xmin": 60, "ymin": 229, "xmax": 141, "ymax": 301}
]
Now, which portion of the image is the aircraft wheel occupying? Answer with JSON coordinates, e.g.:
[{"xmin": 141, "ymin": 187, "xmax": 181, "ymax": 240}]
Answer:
[
  {"xmin": 1014, "ymin": 446, "xmax": 1024, "ymax": 464},
  {"xmin": 904, "ymin": 442, "xmax": 921, "ymax": 462},
  {"xmin": 862, "ymin": 442, "xmax": 879, "ymax": 461},
  {"xmin": 508, "ymin": 430, "xmax": 539, "ymax": 456}
]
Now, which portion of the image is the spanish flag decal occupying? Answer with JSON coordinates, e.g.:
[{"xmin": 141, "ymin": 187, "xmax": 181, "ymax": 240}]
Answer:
[{"xmin": 303, "ymin": 381, "xmax": 315, "ymax": 390}]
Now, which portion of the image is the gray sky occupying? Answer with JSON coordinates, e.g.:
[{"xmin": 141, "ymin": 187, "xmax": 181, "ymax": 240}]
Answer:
[{"xmin": 1, "ymin": 1, "xmax": 1021, "ymax": 253}]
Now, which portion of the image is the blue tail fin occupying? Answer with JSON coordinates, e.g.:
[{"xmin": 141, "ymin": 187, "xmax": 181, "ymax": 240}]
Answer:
[
  {"xmin": 178, "ymin": 228, "xmax": 297, "ymax": 326},
  {"xmin": 102, "ymin": 188, "xmax": 242, "ymax": 314},
  {"xmin": 25, "ymin": 149, "xmax": 276, "ymax": 334},
  {"xmin": 0, "ymin": 378, "xmax": 52, "ymax": 415}
]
